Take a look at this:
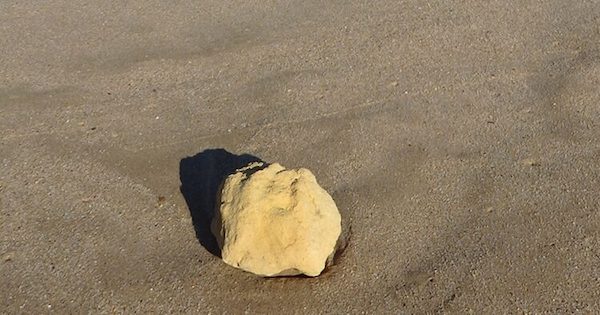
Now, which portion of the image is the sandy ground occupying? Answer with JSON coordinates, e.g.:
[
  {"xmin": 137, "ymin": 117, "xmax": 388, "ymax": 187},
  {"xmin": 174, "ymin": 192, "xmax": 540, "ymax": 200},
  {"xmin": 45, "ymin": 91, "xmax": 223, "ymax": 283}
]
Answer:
[{"xmin": 1, "ymin": 1, "xmax": 600, "ymax": 313}]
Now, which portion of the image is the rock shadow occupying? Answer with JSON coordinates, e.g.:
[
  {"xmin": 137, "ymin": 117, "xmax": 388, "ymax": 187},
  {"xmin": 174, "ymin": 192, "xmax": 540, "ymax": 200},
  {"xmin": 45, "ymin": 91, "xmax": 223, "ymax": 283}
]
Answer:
[{"xmin": 179, "ymin": 149, "xmax": 263, "ymax": 257}]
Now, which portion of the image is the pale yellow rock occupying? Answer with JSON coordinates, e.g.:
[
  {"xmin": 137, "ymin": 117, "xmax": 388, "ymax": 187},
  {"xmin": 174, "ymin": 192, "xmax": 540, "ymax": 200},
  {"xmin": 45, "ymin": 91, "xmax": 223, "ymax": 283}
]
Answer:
[{"xmin": 211, "ymin": 162, "xmax": 341, "ymax": 277}]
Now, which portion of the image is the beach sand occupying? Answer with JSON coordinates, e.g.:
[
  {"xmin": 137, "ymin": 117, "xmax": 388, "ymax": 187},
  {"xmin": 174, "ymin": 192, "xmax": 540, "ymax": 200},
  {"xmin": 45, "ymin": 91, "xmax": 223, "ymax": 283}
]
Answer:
[{"xmin": 1, "ymin": 1, "xmax": 600, "ymax": 313}]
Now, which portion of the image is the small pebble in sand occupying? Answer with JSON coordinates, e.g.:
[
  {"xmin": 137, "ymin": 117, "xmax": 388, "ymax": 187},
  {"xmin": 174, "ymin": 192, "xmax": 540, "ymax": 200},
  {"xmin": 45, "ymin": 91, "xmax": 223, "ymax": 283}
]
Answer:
[
  {"xmin": 522, "ymin": 158, "xmax": 541, "ymax": 166},
  {"xmin": 157, "ymin": 196, "xmax": 166, "ymax": 207},
  {"xmin": 3, "ymin": 252, "xmax": 15, "ymax": 262}
]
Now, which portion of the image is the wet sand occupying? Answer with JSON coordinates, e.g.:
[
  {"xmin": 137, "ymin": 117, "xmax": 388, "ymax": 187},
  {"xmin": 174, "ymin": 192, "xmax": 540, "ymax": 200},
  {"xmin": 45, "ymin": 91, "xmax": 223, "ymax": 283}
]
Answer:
[{"xmin": 2, "ymin": 1, "xmax": 600, "ymax": 313}]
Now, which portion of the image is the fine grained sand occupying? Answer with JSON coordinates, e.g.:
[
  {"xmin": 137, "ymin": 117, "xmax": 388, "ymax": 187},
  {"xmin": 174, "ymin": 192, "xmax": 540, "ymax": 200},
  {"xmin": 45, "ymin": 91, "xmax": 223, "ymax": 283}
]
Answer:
[{"xmin": 1, "ymin": 1, "xmax": 600, "ymax": 313}]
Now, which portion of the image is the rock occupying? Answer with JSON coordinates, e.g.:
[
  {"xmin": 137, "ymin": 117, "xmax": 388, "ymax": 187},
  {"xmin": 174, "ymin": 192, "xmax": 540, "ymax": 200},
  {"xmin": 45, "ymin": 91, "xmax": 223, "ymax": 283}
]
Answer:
[{"xmin": 211, "ymin": 162, "xmax": 341, "ymax": 277}]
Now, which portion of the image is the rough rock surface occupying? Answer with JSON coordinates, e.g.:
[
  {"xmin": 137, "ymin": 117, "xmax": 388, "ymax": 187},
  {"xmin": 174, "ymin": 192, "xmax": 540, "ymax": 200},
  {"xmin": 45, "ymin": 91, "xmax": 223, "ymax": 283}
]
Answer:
[{"xmin": 211, "ymin": 162, "xmax": 341, "ymax": 277}]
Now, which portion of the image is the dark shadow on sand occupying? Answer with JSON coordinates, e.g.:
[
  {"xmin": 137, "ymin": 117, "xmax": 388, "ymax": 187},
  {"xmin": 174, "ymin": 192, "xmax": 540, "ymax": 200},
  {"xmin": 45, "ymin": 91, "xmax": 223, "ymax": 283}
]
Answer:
[{"xmin": 179, "ymin": 149, "xmax": 263, "ymax": 257}]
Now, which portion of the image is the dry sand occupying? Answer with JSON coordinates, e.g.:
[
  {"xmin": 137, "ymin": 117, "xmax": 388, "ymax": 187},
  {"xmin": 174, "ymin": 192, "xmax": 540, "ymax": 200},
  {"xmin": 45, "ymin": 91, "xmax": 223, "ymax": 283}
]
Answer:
[{"xmin": 2, "ymin": 1, "xmax": 600, "ymax": 313}]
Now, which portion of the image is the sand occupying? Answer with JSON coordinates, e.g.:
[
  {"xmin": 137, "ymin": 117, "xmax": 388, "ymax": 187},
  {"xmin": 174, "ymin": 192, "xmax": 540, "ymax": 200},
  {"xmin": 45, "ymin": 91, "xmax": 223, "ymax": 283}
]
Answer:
[{"xmin": 1, "ymin": 1, "xmax": 600, "ymax": 313}]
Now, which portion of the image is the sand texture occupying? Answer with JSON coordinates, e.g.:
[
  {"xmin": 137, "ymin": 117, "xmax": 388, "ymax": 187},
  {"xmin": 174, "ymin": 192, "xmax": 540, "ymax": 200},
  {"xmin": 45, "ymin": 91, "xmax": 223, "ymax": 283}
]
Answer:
[{"xmin": 2, "ymin": 1, "xmax": 600, "ymax": 313}]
